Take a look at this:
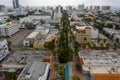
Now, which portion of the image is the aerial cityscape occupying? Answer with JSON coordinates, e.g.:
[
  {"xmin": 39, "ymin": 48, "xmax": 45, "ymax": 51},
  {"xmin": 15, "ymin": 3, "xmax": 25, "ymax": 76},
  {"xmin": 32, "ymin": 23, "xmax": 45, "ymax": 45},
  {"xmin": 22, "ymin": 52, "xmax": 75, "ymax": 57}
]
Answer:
[{"xmin": 0, "ymin": 0, "xmax": 120, "ymax": 80}]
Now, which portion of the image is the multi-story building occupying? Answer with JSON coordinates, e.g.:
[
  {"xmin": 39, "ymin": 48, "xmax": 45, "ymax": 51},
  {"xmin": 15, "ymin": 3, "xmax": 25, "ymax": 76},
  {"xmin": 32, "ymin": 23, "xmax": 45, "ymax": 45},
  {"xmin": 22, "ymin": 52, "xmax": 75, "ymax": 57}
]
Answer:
[
  {"xmin": 91, "ymin": 28, "xmax": 99, "ymax": 39},
  {"xmin": 17, "ymin": 62, "xmax": 50, "ymax": 80},
  {"xmin": 13, "ymin": 0, "xmax": 19, "ymax": 9},
  {"xmin": 66, "ymin": 6, "xmax": 73, "ymax": 11},
  {"xmin": 0, "ymin": 5, "xmax": 5, "ymax": 11},
  {"xmin": 0, "ymin": 22, "xmax": 19, "ymax": 37},
  {"xmin": 33, "ymin": 34, "xmax": 57, "ymax": 49},
  {"xmin": 0, "ymin": 39, "xmax": 9, "ymax": 61},
  {"xmin": 23, "ymin": 27, "xmax": 50, "ymax": 47},
  {"xmin": 56, "ymin": 5, "xmax": 63, "ymax": 14},
  {"xmin": 89, "ymin": 5, "xmax": 93, "ymax": 11},
  {"xmin": 75, "ymin": 26, "xmax": 92, "ymax": 43},
  {"xmin": 78, "ymin": 3, "xmax": 85, "ymax": 10},
  {"xmin": 94, "ymin": 6, "xmax": 100, "ymax": 11},
  {"xmin": 101, "ymin": 5, "xmax": 111, "ymax": 11}
]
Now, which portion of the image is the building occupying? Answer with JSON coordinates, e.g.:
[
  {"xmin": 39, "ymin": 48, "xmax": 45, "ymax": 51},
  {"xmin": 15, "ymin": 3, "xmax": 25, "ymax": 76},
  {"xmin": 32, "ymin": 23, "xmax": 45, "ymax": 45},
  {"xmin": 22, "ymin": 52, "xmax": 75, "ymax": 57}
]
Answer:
[
  {"xmin": 94, "ymin": 6, "xmax": 100, "ymax": 11},
  {"xmin": 110, "ymin": 16, "xmax": 120, "ymax": 22},
  {"xmin": 66, "ymin": 6, "xmax": 72, "ymax": 11},
  {"xmin": 13, "ymin": 0, "xmax": 19, "ymax": 9},
  {"xmin": 89, "ymin": 5, "xmax": 93, "ymax": 11},
  {"xmin": 13, "ymin": 0, "xmax": 16, "ymax": 9},
  {"xmin": 75, "ymin": 26, "xmax": 92, "ymax": 43},
  {"xmin": 24, "ymin": 19, "xmax": 40, "ymax": 29},
  {"xmin": 23, "ymin": 27, "xmax": 50, "ymax": 47},
  {"xmin": 0, "ymin": 22, "xmax": 19, "ymax": 37},
  {"xmin": 0, "ymin": 5, "xmax": 5, "ymax": 11},
  {"xmin": 33, "ymin": 34, "xmax": 57, "ymax": 49},
  {"xmin": 0, "ymin": 39, "xmax": 9, "ymax": 61},
  {"xmin": 17, "ymin": 62, "xmax": 50, "ymax": 80},
  {"xmin": 56, "ymin": 5, "xmax": 63, "ymax": 13},
  {"xmin": 101, "ymin": 5, "xmax": 111, "ymax": 11},
  {"xmin": 78, "ymin": 50, "xmax": 120, "ymax": 80},
  {"xmin": 78, "ymin": 3, "xmax": 85, "ymax": 10},
  {"xmin": 55, "ymin": 5, "xmax": 63, "ymax": 18},
  {"xmin": 23, "ymin": 31, "xmax": 40, "ymax": 46},
  {"xmin": 4, "ymin": 50, "xmax": 52, "ymax": 65}
]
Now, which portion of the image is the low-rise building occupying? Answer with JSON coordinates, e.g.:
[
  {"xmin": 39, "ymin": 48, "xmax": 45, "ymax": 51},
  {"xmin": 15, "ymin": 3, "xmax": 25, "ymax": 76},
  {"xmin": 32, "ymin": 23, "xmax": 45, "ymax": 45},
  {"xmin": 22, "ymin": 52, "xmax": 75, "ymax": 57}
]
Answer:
[
  {"xmin": 70, "ymin": 21, "xmax": 85, "ymax": 26},
  {"xmin": 78, "ymin": 50, "xmax": 120, "ymax": 80},
  {"xmin": 17, "ymin": 62, "xmax": 50, "ymax": 80},
  {"xmin": 23, "ymin": 27, "xmax": 50, "ymax": 47},
  {"xmin": 4, "ymin": 50, "xmax": 51, "ymax": 65},
  {"xmin": 23, "ymin": 31, "xmax": 40, "ymax": 46},
  {"xmin": 110, "ymin": 16, "xmax": 120, "ymax": 22},
  {"xmin": 0, "ymin": 22, "xmax": 19, "ymax": 37},
  {"xmin": 0, "ymin": 39, "xmax": 9, "ymax": 61}
]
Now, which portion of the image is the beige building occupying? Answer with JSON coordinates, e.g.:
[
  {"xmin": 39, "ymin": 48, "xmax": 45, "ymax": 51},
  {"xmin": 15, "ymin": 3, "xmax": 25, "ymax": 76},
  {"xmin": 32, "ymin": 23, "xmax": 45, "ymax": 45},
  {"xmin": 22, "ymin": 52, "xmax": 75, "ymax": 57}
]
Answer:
[
  {"xmin": 75, "ymin": 26, "xmax": 91, "ymax": 43},
  {"xmin": 33, "ymin": 34, "xmax": 57, "ymax": 49}
]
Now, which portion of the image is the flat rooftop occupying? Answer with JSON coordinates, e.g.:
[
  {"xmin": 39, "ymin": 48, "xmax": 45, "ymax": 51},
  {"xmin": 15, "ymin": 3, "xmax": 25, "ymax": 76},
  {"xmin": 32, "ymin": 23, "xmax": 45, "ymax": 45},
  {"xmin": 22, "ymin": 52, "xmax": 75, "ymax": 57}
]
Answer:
[
  {"xmin": 4, "ymin": 50, "xmax": 51, "ymax": 65},
  {"xmin": 79, "ymin": 50, "xmax": 120, "ymax": 74},
  {"xmin": 0, "ymin": 22, "xmax": 18, "ymax": 28},
  {"xmin": 27, "ymin": 31, "xmax": 40, "ymax": 38},
  {"xmin": 93, "ymin": 74, "xmax": 120, "ymax": 80},
  {"xmin": 18, "ymin": 62, "xmax": 49, "ymax": 80},
  {"xmin": 76, "ymin": 26, "xmax": 92, "ymax": 30},
  {"xmin": 49, "ymin": 29, "xmax": 59, "ymax": 34}
]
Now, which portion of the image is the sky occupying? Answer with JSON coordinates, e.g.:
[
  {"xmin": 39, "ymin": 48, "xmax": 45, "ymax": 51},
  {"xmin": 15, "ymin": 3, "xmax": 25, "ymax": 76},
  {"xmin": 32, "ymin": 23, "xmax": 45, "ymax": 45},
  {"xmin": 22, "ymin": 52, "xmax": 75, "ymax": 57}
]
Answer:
[{"xmin": 0, "ymin": 0, "xmax": 120, "ymax": 7}]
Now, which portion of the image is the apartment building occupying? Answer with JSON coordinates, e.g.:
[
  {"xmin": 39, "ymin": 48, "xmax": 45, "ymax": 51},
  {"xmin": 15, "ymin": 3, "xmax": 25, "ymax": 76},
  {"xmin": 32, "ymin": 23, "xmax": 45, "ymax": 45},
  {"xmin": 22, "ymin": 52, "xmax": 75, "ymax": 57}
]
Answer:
[{"xmin": 75, "ymin": 26, "xmax": 92, "ymax": 43}]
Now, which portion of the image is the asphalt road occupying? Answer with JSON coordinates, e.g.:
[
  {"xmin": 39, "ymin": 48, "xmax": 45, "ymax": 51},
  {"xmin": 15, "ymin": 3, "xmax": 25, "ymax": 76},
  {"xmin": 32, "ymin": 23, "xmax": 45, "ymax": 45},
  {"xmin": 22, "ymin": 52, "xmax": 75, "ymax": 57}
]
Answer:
[{"xmin": 7, "ymin": 29, "xmax": 33, "ymax": 49}]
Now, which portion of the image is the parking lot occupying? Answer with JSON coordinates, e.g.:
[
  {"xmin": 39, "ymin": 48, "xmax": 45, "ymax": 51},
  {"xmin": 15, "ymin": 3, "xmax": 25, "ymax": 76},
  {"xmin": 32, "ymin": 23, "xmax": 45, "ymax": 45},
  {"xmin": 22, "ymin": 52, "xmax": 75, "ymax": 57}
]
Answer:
[{"xmin": 7, "ymin": 29, "xmax": 33, "ymax": 49}]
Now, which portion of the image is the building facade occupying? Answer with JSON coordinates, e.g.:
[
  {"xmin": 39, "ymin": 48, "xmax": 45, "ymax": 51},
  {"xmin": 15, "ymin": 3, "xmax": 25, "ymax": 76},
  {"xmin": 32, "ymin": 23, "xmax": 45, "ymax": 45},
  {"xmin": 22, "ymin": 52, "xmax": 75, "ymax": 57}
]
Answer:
[
  {"xmin": 0, "ymin": 22, "xmax": 19, "ymax": 37},
  {"xmin": 56, "ymin": 5, "xmax": 63, "ymax": 13},
  {"xmin": 78, "ymin": 3, "xmax": 85, "ymax": 10},
  {"xmin": 0, "ymin": 39, "xmax": 9, "ymax": 61},
  {"xmin": 101, "ymin": 6, "xmax": 111, "ymax": 11},
  {"xmin": 75, "ymin": 26, "xmax": 91, "ymax": 43},
  {"xmin": 0, "ymin": 5, "xmax": 5, "ymax": 11}
]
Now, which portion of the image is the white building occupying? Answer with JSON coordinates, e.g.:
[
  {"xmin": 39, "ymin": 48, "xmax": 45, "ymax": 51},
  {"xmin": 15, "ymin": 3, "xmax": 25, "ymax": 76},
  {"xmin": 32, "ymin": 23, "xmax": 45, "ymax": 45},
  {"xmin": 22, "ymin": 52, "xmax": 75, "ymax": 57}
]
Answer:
[
  {"xmin": 23, "ymin": 31, "xmax": 40, "ymax": 46},
  {"xmin": 55, "ymin": 5, "xmax": 63, "ymax": 18},
  {"xmin": 23, "ymin": 26, "xmax": 50, "ymax": 47},
  {"xmin": 56, "ymin": 5, "xmax": 63, "ymax": 14},
  {"xmin": 0, "ymin": 22, "xmax": 19, "ymax": 37},
  {"xmin": 17, "ymin": 62, "xmax": 50, "ymax": 80},
  {"xmin": 91, "ymin": 28, "xmax": 99, "ymax": 39},
  {"xmin": 0, "ymin": 39, "xmax": 9, "ymax": 61}
]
